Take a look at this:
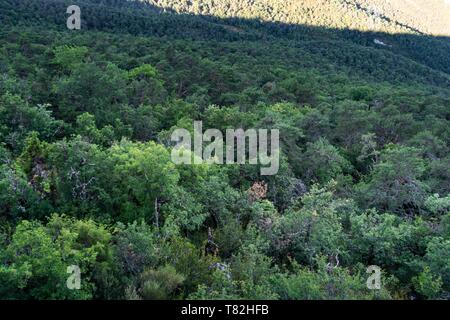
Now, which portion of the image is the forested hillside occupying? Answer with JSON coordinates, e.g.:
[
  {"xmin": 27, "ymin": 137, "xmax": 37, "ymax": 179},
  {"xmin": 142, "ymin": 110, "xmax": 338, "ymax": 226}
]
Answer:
[{"xmin": 0, "ymin": 0, "xmax": 449, "ymax": 300}]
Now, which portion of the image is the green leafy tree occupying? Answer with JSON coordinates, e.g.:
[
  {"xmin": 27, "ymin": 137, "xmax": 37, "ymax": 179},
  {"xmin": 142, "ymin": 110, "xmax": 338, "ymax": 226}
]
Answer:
[
  {"xmin": 0, "ymin": 215, "xmax": 113, "ymax": 299},
  {"xmin": 357, "ymin": 145, "xmax": 429, "ymax": 215},
  {"xmin": 412, "ymin": 267, "xmax": 443, "ymax": 299},
  {"xmin": 52, "ymin": 46, "xmax": 89, "ymax": 72},
  {"xmin": 349, "ymin": 210, "xmax": 430, "ymax": 282},
  {"xmin": 53, "ymin": 63, "xmax": 127, "ymax": 124},
  {"xmin": 138, "ymin": 265, "xmax": 185, "ymax": 300},
  {"xmin": 424, "ymin": 237, "xmax": 450, "ymax": 292},
  {"xmin": 108, "ymin": 140, "xmax": 179, "ymax": 224},
  {"xmin": 299, "ymin": 138, "xmax": 352, "ymax": 184},
  {"xmin": 273, "ymin": 184, "xmax": 348, "ymax": 265}
]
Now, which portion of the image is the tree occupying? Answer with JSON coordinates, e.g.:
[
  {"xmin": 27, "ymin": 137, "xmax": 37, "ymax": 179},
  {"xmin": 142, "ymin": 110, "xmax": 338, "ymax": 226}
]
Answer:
[
  {"xmin": 0, "ymin": 162, "xmax": 51, "ymax": 223},
  {"xmin": 53, "ymin": 63, "xmax": 127, "ymax": 124},
  {"xmin": 127, "ymin": 64, "xmax": 166, "ymax": 106},
  {"xmin": 48, "ymin": 137, "xmax": 110, "ymax": 219},
  {"xmin": 273, "ymin": 184, "xmax": 349, "ymax": 265},
  {"xmin": 299, "ymin": 138, "xmax": 352, "ymax": 184},
  {"xmin": 0, "ymin": 93, "xmax": 64, "ymax": 152},
  {"xmin": 349, "ymin": 210, "xmax": 430, "ymax": 282},
  {"xmin": 52, "ymin": 46, "xmax": 88, "ymax": 72},
  {"xmin": 412, "ymin": 267, "xmax": 443, "ymax": 299},
  {"xmin": 75, "ymin": 112, "xmax": 116, "ymax": 146},
  {"xmin": 108, "ymin": 140, "xmax": 179, "ymax": 224},
  {"xmin": 356, "ymin": 145, "xmax": 429, "ymax": 215},
  {"xmin": 271, "ymin": 258, "xmax": 392, "ymax": 300},
  {"xmin": 424, "ymin": 237, "xmax": 450, "ymax": 292},
  {"xmin": 0, "ymin": 214, "xmax": 113, "ymax": 299},
  {"xmin": 138, "ymin": 265, "xmax": 185, "ymax": 300}
]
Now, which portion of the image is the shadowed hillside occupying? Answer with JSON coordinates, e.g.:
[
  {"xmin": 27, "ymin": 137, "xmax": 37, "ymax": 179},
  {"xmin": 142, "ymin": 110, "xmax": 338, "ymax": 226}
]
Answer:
[{"xmin": 1, "ymin": 0, "xmax": 450, "ymax": 84}]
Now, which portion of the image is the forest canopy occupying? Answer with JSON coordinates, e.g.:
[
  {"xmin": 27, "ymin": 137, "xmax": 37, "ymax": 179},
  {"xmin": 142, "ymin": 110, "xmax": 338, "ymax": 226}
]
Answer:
[{"xmin": 0, "ymin": 0, "xmax": 449, "ymax": 300}]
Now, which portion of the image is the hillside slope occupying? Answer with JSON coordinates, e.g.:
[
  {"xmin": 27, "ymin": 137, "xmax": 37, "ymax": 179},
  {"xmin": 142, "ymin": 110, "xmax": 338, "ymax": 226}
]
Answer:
[
  {"xmin": 0, "ymin": 0, "xmax": 450, "ymax": 301},
  {"xmin": 2, "ymin": 0, "xmax": 450, "ymax": 84},
  {"xmin": 140, "ymin": 0, "xmax": 450, "ymax": 36}
]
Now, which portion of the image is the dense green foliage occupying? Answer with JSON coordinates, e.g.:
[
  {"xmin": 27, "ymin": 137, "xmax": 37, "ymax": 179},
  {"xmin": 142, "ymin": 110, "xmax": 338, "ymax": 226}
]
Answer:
[{"xmin": 0, "ymin": 0, "xmax": 449, "ymax": 300}]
